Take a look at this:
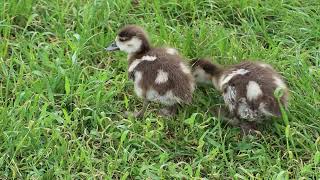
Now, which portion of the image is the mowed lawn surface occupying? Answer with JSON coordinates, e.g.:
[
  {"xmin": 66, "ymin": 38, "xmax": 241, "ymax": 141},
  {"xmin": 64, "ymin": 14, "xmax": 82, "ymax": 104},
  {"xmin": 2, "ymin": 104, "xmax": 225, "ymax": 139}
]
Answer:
[{"xmin": 1, "ymin": 0, "xmax": 320, "ymax": 179}]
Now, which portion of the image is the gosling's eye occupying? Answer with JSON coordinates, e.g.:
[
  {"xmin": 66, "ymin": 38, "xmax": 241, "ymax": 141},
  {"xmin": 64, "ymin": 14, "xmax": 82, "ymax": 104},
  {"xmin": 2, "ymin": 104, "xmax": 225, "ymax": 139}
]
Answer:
[{"xmin": 194, "ymin": 74, "xmax": 199, "ymax": 78}]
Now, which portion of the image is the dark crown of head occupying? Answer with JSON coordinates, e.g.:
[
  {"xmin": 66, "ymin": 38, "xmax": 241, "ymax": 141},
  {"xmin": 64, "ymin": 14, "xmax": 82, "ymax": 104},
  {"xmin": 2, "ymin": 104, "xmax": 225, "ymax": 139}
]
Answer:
[{"xmin": 118, "ymin": 25, "xmax": 145, "ymax": 39}]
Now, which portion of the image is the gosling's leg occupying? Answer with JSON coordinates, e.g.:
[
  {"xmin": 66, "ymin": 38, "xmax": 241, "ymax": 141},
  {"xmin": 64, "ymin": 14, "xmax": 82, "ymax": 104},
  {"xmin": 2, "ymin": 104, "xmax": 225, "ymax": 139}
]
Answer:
[
  {"xmin": 210, "ymin": 105, "xmax": 260, "ymax": 135},
  {"xmin": 133, "ymin": 99, "xmax": 149, "ymax": 118},
  {"xmin": 159, "ymin": 105, "xmax": 177, "ymax": 117},
  {"xmin": 125, "ymin": 99, "xmax": 149, "ymax": 118},
  {"xmin": 240, "ymin": 122, "xmax": 259, "ymax": 135},
  {"xmin": 210, "ymin": 105, "xmax": 240, "ymax": 126},
  {"xmin": 222, "ymin": 116, "xmax": 260, "ymax": 136}
]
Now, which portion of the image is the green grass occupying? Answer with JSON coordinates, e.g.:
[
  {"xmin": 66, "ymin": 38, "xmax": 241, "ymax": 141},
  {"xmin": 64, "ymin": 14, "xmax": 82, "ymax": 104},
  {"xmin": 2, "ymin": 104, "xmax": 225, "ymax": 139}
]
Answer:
[{"xmin": 1, "ymin": 0, "xmax": 320, "ymax": 179}]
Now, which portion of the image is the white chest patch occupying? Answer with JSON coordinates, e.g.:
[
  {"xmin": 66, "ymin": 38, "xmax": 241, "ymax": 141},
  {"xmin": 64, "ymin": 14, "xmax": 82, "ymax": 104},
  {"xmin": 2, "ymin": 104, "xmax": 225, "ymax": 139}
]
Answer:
[
  {"xmin": 128, "ymin": 55, "xmax": 157, "ymax": 72},
  {"xmin": 220, "ymin": 69, "xmax": 249, "ymax": 88},
  {"xmin": 180, "ymin": 62, "xmax": 191, "ymax": 74},
  {"xmin": 155, "ymin": 69, "xmax": 169, "ymax": 84},
  {"xmin": 212, "ymin": 77, "xmax": 220, "ymax": 90},
  {"xmin": 192, "ymin": 68, "xmax": 212, "ymax": 84},
  {"xmin": 217, "ymin": 74, "xmax": 226, "ymax": 90},
  {"xmin": 134, "ymin": 71, "xmax": 143, "ymax": 98},
  {"xmin": 246, "ymin": 81, "xmax": 263, "ymax": 101},
  {"xmin": 166, "ymin": 48, "xmax": 178, "ymax": 55},
  {"xmin": 223, "ymin": 86, "xmax": 237, "ymax": 112}
]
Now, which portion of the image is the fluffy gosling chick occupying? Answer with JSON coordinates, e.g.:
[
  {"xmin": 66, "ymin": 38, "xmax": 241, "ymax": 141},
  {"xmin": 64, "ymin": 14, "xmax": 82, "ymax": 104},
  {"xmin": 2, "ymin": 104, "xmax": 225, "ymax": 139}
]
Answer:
[
  {"xmin": 106, "ymin": 25, "xmax": 194, "ymax": 118},
  {"xmin": 191, "ymin": 58, "xmax": 289, "ymax": 133}
]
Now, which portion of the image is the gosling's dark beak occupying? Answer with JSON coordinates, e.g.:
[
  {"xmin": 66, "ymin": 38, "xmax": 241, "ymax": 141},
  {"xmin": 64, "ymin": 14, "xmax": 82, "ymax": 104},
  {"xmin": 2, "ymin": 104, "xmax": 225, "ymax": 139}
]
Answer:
[{"xmin": 105, "ymin": 42, "xmax": 120, "ymax": 51}]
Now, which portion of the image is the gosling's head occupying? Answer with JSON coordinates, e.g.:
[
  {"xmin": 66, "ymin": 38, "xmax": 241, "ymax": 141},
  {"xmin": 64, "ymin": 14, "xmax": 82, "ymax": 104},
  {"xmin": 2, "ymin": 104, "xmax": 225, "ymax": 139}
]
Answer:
[
  {"xmin": 106, "ymin": 25, "xmax": 150, "ymax": 54},
  {"xmin": 190, "ymin": 58, "xmax": 223, "ymax": 89}
]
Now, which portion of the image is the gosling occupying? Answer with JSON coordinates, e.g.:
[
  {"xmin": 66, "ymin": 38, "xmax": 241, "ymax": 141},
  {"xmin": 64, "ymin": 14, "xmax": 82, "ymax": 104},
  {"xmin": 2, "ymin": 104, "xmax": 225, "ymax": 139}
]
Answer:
[
  {"xmin": 191, "ymin": 58, "xmax": 289, "ymax": 133},
  {"xmin": 106, "ymin": 25, "xmax": 194, "ymax": 118}
]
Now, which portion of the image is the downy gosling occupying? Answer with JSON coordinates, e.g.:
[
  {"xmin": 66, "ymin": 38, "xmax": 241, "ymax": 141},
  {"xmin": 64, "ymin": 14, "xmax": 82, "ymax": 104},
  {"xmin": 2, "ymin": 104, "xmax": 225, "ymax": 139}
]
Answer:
[
  {"xmin": 191, "ymin": 58, "xmax": 289, "ymax": 133},
  {"xmin": 106, "ymin": 25, "xmax": 194, "ymax": 118}
]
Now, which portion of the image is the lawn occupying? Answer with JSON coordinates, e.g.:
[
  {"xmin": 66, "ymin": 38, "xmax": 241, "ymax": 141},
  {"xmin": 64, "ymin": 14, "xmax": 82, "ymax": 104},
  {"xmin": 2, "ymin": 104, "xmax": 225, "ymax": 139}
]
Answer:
[{"xmin": 1, "ymin": 0, "xmax": 320, "ymax": 179}]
